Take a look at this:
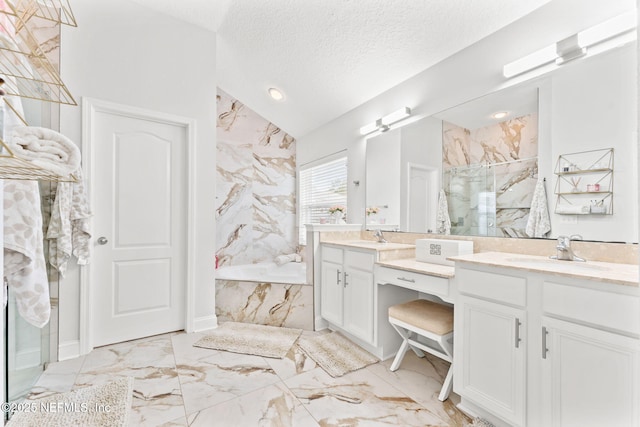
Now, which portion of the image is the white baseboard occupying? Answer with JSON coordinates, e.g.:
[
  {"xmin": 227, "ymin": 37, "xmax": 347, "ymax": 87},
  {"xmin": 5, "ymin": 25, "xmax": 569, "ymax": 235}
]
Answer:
[
  {"xmin": 314, "ymin": 316, "xmax": 328, "ymax": 331},
  {"xmin": 58, "ymin": 340, "xmax": 81, "ymax": 361},
  {"xmin": 192, "ymin": 314, "xmax": 218, "ymax": 332}
]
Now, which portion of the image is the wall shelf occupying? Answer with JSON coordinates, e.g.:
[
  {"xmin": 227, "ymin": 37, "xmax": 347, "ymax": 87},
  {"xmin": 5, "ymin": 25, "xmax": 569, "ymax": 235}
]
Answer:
[{"xmin": 554, "ymin": 148, "xmax": 613, "ymax": 215}]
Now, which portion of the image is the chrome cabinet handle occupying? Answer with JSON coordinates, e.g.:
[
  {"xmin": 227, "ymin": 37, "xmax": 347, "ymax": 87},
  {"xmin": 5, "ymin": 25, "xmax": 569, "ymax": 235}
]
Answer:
[
  {"xmin": 514, "ymin": 318, "xmax": 522, "ymax": 348},
  {"xmin": 397, "ymin": 277, "xmax": 416, "ymax": 283},
  {"xmin": 97, "ymin": 237, "xmax": 108, "ymax": 245},
  {"xmin": 542, "ymin": 326, "xmax": 549, "ymax": 359},
  {"xmin": 344, "ymin": 272, "xmax": 349, "ymax": 287},
  {"xmin": 336, "ymin": 270, "xmax": 341, "ymax": 285}
]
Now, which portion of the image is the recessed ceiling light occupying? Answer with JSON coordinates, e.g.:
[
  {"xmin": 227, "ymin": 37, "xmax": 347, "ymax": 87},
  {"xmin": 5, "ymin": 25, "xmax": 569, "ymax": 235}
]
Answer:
[
  {"xmin": 268, "ymin": 87, "xmax": 284, "ymax": 101},
  {"xmin": 492, "ymin": 111, "xmax": 508, "ymax": 119}
]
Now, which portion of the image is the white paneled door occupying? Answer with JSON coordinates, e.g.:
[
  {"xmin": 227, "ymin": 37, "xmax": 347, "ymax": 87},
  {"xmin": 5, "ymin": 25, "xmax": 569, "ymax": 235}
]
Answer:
[{"xmin": 87, "ymin": 101, "xmax": 189, "ymax": 348}]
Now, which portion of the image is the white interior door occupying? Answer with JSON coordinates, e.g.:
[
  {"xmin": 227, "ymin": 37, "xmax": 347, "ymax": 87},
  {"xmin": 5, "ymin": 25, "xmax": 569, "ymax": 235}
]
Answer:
[
  {"xmin": 407, "ymin": 164, "xmax": 438, "ymax": 233},
  {"xmin": 89, "ymin": 104, "xmax": 188, "ymax": 348}
]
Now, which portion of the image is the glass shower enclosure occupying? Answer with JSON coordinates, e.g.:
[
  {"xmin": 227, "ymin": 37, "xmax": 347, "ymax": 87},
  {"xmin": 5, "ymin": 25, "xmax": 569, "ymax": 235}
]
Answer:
[{"xmin": 443, "ymin": 157, "xmax": 538, "ymax": 237}]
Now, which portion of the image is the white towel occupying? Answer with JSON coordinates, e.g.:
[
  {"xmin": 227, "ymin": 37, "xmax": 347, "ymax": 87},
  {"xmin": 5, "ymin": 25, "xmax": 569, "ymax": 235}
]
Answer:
[
  {"xmin": 274, "ymin": 253, "xmax": 301, "ymax": 266},
  {"xmin": 47, "ymin": 167, "xmax": 92, "ymax": 276},
  {"xmin": 525, "ymin": 179, "xmax": 551, "ymax": 238},
  {"xmin": 436, "ymin": 189, "xmax": 451, "ymax": 235},
  {"xmin": 8, "ymin": 126, "xmax": 80, "ymax": 177},
  {"xmin": 3, "ymin": 180, "xmax": 50, "ymax": 328}
]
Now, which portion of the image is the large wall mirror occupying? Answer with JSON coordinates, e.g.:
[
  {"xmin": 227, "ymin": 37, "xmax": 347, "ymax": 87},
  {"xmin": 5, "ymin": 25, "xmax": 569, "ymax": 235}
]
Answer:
[{"xmin": 365, "ymin": 41, "xmax": 637, "ymax": 243}]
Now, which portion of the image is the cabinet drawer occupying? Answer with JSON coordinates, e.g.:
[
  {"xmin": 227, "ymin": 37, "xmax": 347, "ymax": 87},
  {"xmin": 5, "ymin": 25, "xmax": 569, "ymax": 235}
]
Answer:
[
  {"xmin": 322, "ymin": 245, "xmax": 343, "ymax": 264},
  {"xmin": 345, "ymin": 250, "xmax": 375, "ymax": 271},
  {"xmin": 457, "ymin": 268, "xmax": 526, "ymax": 307},
  {"xmin": 543, "ymin": 281, "xmax": 640, "ymax": 335},
  {"xmin": 376, "ymin": 266, "xmax": 448, "ymax": 297}
]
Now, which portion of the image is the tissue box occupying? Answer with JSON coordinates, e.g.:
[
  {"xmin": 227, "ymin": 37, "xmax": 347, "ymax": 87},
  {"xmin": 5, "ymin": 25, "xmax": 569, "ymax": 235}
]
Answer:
[{"xmin": 415, "ymin": 239, "xmax": 474, "ymax": 266}]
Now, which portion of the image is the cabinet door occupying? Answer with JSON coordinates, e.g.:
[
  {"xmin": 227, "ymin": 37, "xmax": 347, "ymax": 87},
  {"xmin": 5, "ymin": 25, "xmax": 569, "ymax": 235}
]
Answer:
[
  {"xmin": 343, "ymin": 267, "xmax": 374, "ymax": 344},
  {"xmin": 456, "ymin": 296, "xmax": 526, "ymax": 426},
  {"xmin": 542, "ymin": 317, "xmax": 639, "ymax": 427},
  {"xmin": 321, "ymin": 261, "xmax": 343, "ymax": 326}
]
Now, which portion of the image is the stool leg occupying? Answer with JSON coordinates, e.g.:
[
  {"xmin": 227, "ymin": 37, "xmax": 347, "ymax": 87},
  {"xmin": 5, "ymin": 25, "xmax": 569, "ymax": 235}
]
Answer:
[
  {"xmin": 390, "ymin": 338, "xmax": 410, "ymax": 372},
  {"xmin": 438, "ymin": 364, "xmax": 453, "ymax": 401}
]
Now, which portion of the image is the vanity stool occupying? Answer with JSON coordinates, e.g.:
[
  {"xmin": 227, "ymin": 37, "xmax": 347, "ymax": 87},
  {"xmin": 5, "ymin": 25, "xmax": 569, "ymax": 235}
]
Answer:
[{"xmin": 388, "ymin": 299, "xmax": 454, "ymax": 401}]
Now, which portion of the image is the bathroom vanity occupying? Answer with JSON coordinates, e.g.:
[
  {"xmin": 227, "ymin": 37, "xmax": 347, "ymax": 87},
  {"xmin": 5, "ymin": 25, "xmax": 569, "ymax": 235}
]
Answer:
[
  {"xmin": 317, "ymin": 238, "xmax": 639, "ymax": 427},
  {"xmin": 451, "ymin": 252, "xmax": 640, "ymax": 427},
  {"xmin": 319, "ymin": 240, "xmax": 451, "ymax": 359}
]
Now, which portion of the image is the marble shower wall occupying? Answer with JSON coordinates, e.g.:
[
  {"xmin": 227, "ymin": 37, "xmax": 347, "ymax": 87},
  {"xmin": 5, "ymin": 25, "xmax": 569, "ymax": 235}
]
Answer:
[
  {"xmin": 216, "ymin": 89, "xmax": 297, "ymax": 266},
  {"xmin": 216, "ymin": 90, "xmax": 313, "ymax": 330},
  {"xmin": 443, "ymin": 114, "xmax": 538, "ymax": 237}
]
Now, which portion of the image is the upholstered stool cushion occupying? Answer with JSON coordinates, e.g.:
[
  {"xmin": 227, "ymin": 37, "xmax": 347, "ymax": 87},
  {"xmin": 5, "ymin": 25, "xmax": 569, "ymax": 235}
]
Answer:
[{"xmin": 388, "ymin": 299, "xmax": 453, "ymax": 335}]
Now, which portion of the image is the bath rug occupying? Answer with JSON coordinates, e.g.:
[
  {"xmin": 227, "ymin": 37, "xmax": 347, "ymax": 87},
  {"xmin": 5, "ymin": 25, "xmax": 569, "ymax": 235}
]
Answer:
[
  {"xmin": 297, "ymin": 332, "xmax": 378, "ymax": 377},
  {"xmin": 6, "ymin": 376, "xmax": 133, "ymax": 427},
  {"xmin": 468, "ymin": 417, "xmax": 496, "ymax": 427},
  {"xmin": 194, "ymin": 322, "xmax": 302, "ymax": 359}
]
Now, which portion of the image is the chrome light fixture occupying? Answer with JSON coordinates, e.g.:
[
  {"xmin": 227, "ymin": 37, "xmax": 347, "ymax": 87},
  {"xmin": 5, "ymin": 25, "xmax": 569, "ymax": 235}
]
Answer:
[
  {"xmin": 359, "ymin": 107, "xmax": 412, "ymax": 135},
  {"xmin": 503, "ymin": 10, "xmax": 636, "ymax": 79}
]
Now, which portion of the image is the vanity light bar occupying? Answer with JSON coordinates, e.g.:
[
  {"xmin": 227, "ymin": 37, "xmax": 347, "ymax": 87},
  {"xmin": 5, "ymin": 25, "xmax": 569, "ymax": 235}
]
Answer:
[
  {"xmin": 503, "ymin": 10, "xmax": 637, "ymax": 78},
  {"xmin": 359, "ymin": 107, "xmax": 412, "ymax": 135}
]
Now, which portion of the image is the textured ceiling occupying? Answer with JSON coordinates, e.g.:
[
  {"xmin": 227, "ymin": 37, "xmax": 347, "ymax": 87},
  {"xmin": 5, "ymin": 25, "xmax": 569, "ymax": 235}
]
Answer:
[{"xmin": 128, "ymin": 0, "xmax": 552, "ymax": 137}]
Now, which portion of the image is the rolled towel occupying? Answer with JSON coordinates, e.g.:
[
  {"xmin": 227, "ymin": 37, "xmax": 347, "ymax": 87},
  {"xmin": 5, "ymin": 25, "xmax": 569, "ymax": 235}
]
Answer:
[
  {"xmin": 555, "ymin": 205, "xmax": 590, "ymax": 215},
  {"xmin": 9, "ymin": 126, "xmax": 80, "ymax": 177},
  {"xmin": 274, "ymin": 254, "xmax": 301, "ymax": 266}
]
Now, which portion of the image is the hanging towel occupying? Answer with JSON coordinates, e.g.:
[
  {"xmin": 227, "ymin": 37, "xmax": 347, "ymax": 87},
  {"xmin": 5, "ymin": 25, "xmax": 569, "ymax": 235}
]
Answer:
[
  {"xmin": 3, "ymin": 180, "xmax": 50, "ymax": 328},
  {"xmin": 47, "ymin": 167, "xmax": 92, "ymax": 276},
  {"xmin": 436, "ymin": 189, "xmax": 451, "ymax": 235},
  {"xmin": 8, "ymin": 126, "xmax": 81, "ymax": 177},
  {"xmin": 525, "ymin": 179, "xmax": 551, "ymax": 238}
]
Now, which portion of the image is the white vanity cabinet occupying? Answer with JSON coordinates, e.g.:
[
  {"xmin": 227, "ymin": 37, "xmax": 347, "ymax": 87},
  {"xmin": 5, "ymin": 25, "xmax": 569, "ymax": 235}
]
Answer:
[
  {"xmin": 540, "ymin": 281, "xmax": 640, "ymax": 427},
  {"xmin": 320, "ymin": 245, "xmax": 375, "ymax": 344},
  {"xmin": 454, "ymin": 268, "xmax": 527, "ymax": 426},
  {"xmin": 453, "ymin": 259, "xmax": 640, "ymax": 427}
]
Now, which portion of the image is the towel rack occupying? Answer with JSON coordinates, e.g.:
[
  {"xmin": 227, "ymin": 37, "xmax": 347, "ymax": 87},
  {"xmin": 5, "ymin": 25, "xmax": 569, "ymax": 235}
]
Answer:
[
  {"xmin": 7, "ymin": 0, "xmax": 77, "ymax": 28},
  {"xmin": 0, "ymin": 1, "xmax": 77, "ymax": 105},
  {"xmin": 0, "ymin": 137, "xmax": 76, "ymax": 182}
]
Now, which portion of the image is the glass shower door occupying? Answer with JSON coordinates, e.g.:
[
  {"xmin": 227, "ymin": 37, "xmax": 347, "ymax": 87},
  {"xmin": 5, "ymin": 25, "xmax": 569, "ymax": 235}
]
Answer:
[{"xmin": 6, "ymin": 289, "xmax": 50, "ymax": 406}]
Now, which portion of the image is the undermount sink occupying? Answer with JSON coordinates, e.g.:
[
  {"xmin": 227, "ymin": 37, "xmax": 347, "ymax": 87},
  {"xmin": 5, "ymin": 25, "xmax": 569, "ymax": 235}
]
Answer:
[{"xmin": 506, "ymin": 257, "xmax": 610, "ymax": 271}]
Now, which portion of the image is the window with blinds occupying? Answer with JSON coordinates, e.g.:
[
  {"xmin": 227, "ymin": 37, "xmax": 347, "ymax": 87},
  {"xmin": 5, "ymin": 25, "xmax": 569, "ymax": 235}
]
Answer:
[{"xmin": 298, "ymin": 155, "xmax": 348, "ymax": 244}]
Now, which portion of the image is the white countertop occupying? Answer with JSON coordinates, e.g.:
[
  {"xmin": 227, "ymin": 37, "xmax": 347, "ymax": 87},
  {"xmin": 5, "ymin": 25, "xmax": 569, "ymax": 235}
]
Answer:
[
  {"xmin": 321, "ymin": 239, "xmax": 415, "ymax": 251},
  {"xmin": 376, "ymin": 258, "xmax": 455, "ymax": 279},
  {"xmin": 449, "ymin": 251, "xmax": 639, "ymax": 287}
]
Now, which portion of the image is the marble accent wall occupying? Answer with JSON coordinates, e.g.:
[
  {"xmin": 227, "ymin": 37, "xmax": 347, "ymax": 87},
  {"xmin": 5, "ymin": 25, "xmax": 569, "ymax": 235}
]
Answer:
[
  {"xmin": 443, "ymin": 114, "xmax": 539, "ymax": 237},
  {"xmin": 216, "ymin": 90, "xmax": 312, "ymax": 329},
  {"xmin": 216, "ymin": 89, "xmax": 297, "ymax": 266},
  {"xmin": 216, "ymin": 281, "xmax": 313, "ymax": 330}
]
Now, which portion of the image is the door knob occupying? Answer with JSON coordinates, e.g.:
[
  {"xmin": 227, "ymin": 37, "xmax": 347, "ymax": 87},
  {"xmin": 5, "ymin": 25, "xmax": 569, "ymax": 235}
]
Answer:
[{"xmin": 97, "ymin": 237, "xmax": 108, "ymax": 245}]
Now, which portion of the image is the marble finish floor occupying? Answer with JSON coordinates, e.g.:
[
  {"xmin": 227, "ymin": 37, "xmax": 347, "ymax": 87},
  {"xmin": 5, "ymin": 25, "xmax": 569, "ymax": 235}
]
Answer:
[{"xmin": 26, "ymin": 329, "xmax": 472, "ymax": 426}]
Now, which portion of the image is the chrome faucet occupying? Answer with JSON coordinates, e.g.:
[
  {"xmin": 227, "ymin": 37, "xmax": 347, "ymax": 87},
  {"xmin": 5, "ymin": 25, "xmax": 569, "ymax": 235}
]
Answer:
[
  {"xmin": 373, "ymin": 229, "xmax": 387, "ymax": 243},
  {"xmin": 551, "ymin": 235, "xmax": 585, "ymax": 262}
]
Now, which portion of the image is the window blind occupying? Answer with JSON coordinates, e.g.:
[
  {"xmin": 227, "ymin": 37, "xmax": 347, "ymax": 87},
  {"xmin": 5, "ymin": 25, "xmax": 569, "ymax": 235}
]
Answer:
[{"xmin": 298, "ymin": 155, "xmax": 347, "ymax": 243}]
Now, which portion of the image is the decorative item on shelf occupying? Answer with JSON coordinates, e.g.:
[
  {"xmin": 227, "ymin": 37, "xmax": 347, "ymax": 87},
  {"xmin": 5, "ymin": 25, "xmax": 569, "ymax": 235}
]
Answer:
[
  {"xmin": 587, "ymin": 183, "xmax": 600, "ymax": 192},
  {"xmin": 328, "ymin": 205, "xmax": 346, "ymax": 224},
  {"xmin": 570, "ymin": 177, "xmax": 581, "ymax": 192},
  {"xmin": 590, "ymin": 200, "xmax": 607, "ymax": 214}
]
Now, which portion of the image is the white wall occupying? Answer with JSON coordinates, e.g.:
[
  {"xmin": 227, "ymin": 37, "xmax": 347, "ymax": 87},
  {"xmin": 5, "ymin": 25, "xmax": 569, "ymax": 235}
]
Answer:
[
  {"xmin": 297, "ymin": 0, "xmax": 635, "ymax": 228},
  {"xmin": 365, "ymin": 130, "xmax": 401, "ymax": 227},
  {"xmin": 58, "ymin": 0, "xmax": 217, "ymax": 357},
  {"xmin": 546, "ymin": 45, "xmax": 637, "ymax": 242}
]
